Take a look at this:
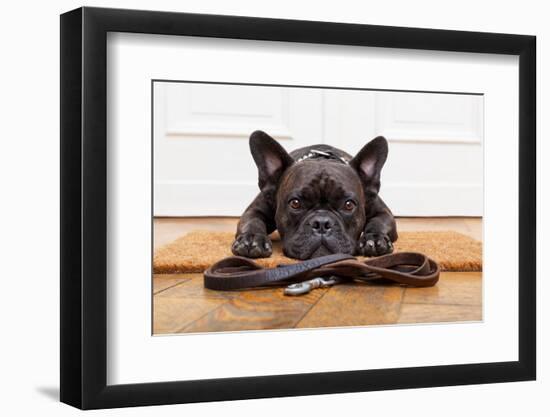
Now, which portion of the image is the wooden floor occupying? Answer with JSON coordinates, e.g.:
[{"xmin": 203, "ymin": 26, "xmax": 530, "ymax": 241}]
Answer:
[{"xmin": 153, "ymin": 217, "xmax": 482, "ymax": 334}]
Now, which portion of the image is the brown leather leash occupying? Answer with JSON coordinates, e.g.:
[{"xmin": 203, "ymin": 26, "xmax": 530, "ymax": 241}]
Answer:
[{"xmin": 204, "ymin": 252, "xmax": 440, "ymax": 296}]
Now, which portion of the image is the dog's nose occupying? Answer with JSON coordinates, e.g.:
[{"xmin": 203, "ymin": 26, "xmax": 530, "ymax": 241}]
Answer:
[{"xmin": 310, "ymin": 215, "xmax": 333, "ymax": 235}]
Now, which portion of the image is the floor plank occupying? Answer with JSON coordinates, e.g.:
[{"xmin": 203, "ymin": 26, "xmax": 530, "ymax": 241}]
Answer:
[
  {"xmin": 296, "ymin": 284, "xmax": 404, "ymax": 328},
  {"xmin": 182, "ymin": 286, "xmax": 327, "ymax": 333},
  {"xmin": 397, "ymin": 303, "xmax": 482, "ymax": 324},
  {"xmin": 156, "ymin": 274, "xmax": 238, "ymax": 300},
  {"xmin": 402, "ymin": 272, "xmax": 482, "ymax": 306},
  {"xmin": 153, "ymin": 275, "xmax": 191, "ymax": 294},
  {"xmin": 153, "ymin": 296, "xmax": 227, "ymax": 334}
]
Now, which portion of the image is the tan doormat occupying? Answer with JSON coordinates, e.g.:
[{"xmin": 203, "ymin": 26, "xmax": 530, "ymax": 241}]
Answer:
[{"xmin": 153, "ymin": 230, "xmax": 482, "ymax": 274}]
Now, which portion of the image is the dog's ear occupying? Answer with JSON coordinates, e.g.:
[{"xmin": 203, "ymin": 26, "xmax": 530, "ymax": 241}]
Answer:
[
  {"xmin": 350, "ymin": 136, "xmax": 388, "ymax": 195},
  {"xmin": 249, "ymin": 130, "xmax": 294, "ymax": 191}
]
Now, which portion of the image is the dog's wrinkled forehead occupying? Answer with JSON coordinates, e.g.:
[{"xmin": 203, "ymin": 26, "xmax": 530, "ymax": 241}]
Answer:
[
  {"xmin": 300, "ymin": 170, "xmax": 346, "ymax": 202},
  {"xmin": 279, "ymin": 162, "xmax": 363, "ymax": 202}
]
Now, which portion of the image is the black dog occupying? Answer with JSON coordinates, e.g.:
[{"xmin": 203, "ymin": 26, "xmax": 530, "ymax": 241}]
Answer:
[{"xmin": 232, "ymin": 130, "xmax": 397, "ymax": 260}]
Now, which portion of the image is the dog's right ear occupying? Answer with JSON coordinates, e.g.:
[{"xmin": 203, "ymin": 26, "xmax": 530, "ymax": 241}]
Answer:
[{"xmin": 249, "ymin": 130, "xmax": 294, "ymax": 191}]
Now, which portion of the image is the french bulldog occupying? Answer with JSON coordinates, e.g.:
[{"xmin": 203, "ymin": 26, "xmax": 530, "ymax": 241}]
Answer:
[{"xmin": 232, "ymin": 130, "xmax": 397, "ymax": 260}]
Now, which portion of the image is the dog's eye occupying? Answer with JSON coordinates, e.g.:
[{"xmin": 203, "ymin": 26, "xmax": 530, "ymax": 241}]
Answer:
[
  {"xmin": 343, "ymin": 200, "xmax": 356, "ymax": 211},
  {"xmin": 289, "ymin": 198, "xmax": 301, "ymax": 210}
]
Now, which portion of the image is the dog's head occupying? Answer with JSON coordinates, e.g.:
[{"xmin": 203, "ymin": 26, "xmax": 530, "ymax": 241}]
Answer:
[{"xmin": 249, "ymin": 130, "xmax": 389, "ymax": 259}]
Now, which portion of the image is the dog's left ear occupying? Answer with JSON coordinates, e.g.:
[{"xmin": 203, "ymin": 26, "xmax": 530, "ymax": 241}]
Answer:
[{"xmin": 350, "ymin": 136, "xmax": 388, "ymax": 195}]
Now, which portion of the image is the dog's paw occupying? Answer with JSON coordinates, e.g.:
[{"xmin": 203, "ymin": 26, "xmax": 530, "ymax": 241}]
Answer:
[
  {"xmin": 357, "ymin": 232, "xmax": 394, "ymax": 257},
  {"xmin": 231, "ymin": 233, "xmax": 273, "ymax": 258}
]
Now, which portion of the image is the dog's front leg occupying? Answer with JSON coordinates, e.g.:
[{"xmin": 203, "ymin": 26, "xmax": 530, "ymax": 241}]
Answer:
[
  {"xmin": 357, "ymin": 199, "xmax": 398, "ymax": 257},
  {"xmin": 232, "ymin": 193, "xmax": 276, "ymax": 258}
]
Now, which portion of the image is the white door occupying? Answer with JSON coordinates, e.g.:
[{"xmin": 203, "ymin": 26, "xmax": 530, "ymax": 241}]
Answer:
[{"xmin": 153, "ymin": 82, "xmax": 483, "ymax": 217}]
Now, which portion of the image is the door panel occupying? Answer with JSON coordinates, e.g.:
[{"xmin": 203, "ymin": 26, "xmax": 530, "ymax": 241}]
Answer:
[{"xmin": 154, "ymin": 83, "xmax": 324, "ymax": 216}]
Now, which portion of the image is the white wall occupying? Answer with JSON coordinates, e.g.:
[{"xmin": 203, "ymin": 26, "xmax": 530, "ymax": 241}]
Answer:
[
  {"xmin": 154, "ymin": 83, "xmax": 483, "ymax": 216},
  {"xmin": 1, "ymin": 1, "xmax": 547, "ymax": 417}
]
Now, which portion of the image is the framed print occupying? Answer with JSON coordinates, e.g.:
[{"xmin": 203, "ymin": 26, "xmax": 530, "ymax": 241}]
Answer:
[{"xmin": 60, "ymin": 6, "xmax": 536, "ymax": 409}]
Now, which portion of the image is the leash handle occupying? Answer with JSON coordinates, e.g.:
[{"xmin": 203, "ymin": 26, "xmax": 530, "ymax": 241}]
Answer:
[{"xmin": 204, "ymin": 253, "xmax": 353, "ymax": 291}]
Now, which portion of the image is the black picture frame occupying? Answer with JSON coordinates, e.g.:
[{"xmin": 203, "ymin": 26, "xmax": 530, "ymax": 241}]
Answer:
[{"xmin": 60, "ymin": 6, "xmax": 536, "ymax": 410}]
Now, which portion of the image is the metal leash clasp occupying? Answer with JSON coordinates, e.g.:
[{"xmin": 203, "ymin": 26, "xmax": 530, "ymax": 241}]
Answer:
[{"xmin": 284, "ymin": 276, "xmax": 341, "ymax": 296}]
